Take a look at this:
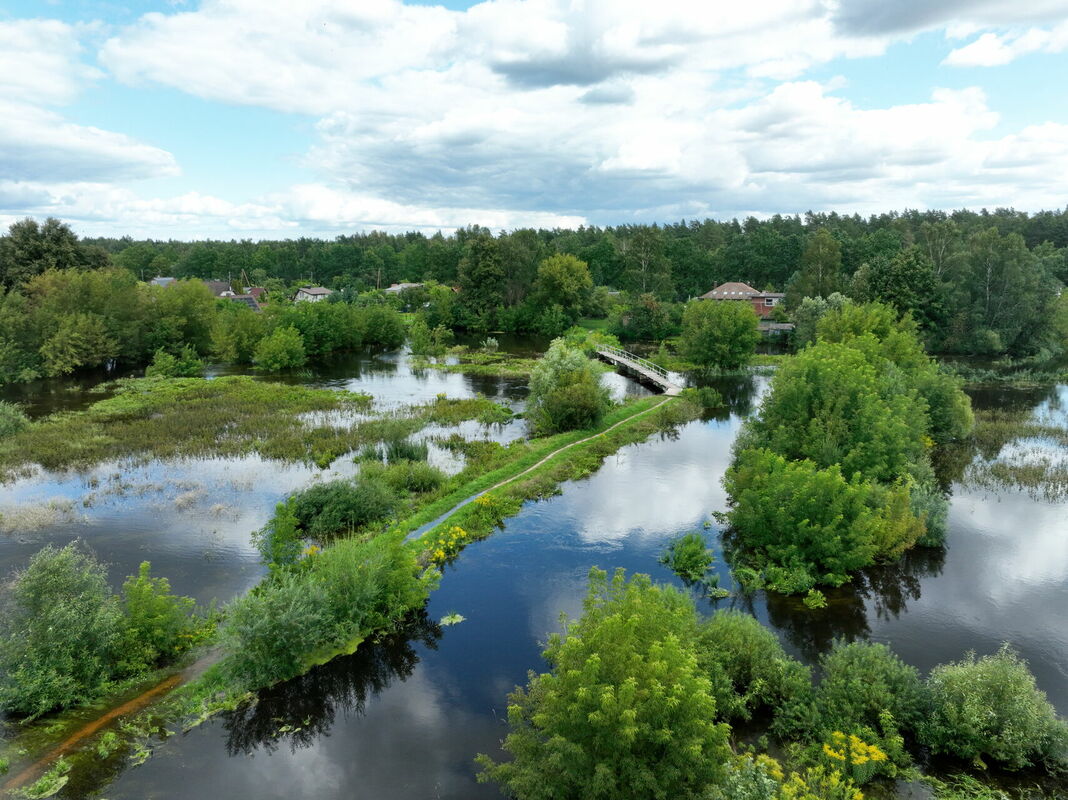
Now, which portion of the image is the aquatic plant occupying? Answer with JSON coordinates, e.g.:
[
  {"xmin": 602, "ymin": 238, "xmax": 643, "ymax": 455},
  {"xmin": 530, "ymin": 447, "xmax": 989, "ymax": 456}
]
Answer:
[
  {"xmin": 384, "ymin": 436, "xmax": 429, "ymax": 463},
  {"xmin": 660, "ymin": 531, "xmax": 715, "ymax": 583},
  {"xmin": 440, "ymin": 612, "xmax": 465, "ymax": 626},
  {"xmin": 803, "ymin": 589, "xmax": 827, "ymax": 610},
  {"xmin": 13, "ymin": 756, "xmax": 70, "ymax": 799}
]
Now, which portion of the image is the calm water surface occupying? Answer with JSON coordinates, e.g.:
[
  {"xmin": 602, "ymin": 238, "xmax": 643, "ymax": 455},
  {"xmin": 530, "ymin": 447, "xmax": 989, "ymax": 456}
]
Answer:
[{"xmin": 2, "ymin": 354, "xmax": 1066, "ymax": 799}]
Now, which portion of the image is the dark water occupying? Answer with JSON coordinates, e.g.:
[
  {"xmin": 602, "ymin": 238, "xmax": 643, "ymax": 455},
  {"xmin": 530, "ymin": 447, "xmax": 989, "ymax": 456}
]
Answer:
[
  {"xmin": 76, "ymin": 378, "xmax": 1067, "ymax": 800},
  {"xmin": 3, "ymin": 353, "xmax": 1066, "ymax": 798}
]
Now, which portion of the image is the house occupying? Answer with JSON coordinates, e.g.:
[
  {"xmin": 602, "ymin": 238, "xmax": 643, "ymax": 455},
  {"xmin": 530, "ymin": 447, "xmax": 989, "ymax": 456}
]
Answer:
[
  {"xmin": 294, "ymin": 286, "xmax": 333, "ymax": 302},
  {"xmin": 244, "ymin": 286, "xmax": 266, "ymax": 302},
  {"xmin": 384, "ymin": 282, "xmax": 424, "ymax": 295},
  {"xmin": 204, "ymin": 280, "xmax": 235, "ymax": 297},
  {"xmin": 229, "ymin": 294, "xmax": 261, "ymax": 312},
  {"xmin": 698, "ymin": 282, "xmax": 784, "ymax": 319},
  {"xmin": 150, "ymin": 276, "xmax": 177, "ymax": 288}
]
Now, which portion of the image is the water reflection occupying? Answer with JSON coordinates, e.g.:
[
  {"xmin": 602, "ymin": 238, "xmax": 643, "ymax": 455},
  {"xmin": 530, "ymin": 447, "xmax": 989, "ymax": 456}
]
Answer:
[{"xmin": 224, "ymin": 613, "xmax": 442, "ymax": 757}]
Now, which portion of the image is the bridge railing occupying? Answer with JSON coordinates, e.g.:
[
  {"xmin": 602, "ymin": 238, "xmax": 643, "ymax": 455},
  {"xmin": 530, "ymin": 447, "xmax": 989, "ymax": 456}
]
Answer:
[{"xmin": 597, "ymin": 345, "xmax": 672, "ymax": 383}]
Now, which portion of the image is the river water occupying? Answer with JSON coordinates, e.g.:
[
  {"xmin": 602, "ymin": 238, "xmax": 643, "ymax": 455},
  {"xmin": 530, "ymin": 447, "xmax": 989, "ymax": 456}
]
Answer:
[{"xmin": 1, "ymin": 351, "xmax": 1066, "ymax": 799}]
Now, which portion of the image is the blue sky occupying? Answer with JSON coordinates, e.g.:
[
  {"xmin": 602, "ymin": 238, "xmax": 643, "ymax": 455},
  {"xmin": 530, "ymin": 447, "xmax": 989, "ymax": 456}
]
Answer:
[{"xmin": 2, "ymin": 1, "xmax": 1067, "ymax": 239}]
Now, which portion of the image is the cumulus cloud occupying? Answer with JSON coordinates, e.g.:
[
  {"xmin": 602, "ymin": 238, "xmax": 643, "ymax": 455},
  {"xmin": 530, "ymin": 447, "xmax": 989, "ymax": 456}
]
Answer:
[
  {"xmin": 0, "ymin": 19, "xmax": 178, "ymax": 185},
  {"xmin": 943, "ymin": 21, "xmax": 1068, "ymax": 66},
  {"xmin": 832, "ymin": 0, "xmax": 1068, "ymax": 37}
]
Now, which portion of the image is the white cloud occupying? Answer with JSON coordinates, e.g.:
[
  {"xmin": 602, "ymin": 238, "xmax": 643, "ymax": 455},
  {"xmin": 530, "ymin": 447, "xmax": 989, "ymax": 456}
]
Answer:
[
  {"xmin": 0, "ymin": 20, "xmax": 178, "ymax": 185},
  {"xmin": 944, "ymin": 21, "xmax": 1068, "ymax": 66}
]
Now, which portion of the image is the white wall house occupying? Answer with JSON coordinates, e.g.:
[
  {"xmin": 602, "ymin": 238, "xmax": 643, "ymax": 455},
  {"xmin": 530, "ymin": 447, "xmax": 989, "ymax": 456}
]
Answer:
[{"xmin": 294, "ymin": 287, "xmax": 333, "ymax": 302}]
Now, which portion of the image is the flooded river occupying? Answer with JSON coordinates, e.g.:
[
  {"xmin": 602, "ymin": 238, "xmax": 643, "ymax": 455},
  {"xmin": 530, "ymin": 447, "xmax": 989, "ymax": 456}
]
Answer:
[{"xmin": 1, "ymin": 351, "xmax": 1065, "ymax": 798}]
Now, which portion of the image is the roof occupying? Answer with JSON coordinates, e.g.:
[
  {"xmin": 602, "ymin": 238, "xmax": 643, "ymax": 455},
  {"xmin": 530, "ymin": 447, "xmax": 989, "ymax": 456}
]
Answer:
[
  {"xmin": 245, "ymin": 286, "xmax": 266, "ymax": 299},
  {"xmin": 384, "ymin": 282, "xmax": 424, "ymax": 294},
  {"xmin": 297, "ymin": 286, "xmax": 333, "ymax": 295},
  {"xmin": 229, "ymin": 295, "xmax": 261, "ymax": 312},
  {"xmin": 699, "ymin": 282, "xmax": 784, "ymax": 300},
  {"xmin": 204, "ymin": 280, "xmax": 233, "ymax": 297},
  {"xmin": 150, "ymin": 276, "xmax": 176, "ymax": 287}
]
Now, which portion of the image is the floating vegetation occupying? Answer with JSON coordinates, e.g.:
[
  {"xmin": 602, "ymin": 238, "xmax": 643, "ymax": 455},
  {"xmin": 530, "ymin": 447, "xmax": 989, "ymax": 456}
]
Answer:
[
  {"xmin": 964, "ymin": 407, "xmax": 1068, "ymax": 502},
  {"xmin": 0, "ymin": 499, "xmax": 82, "ymax": 535},
  {"xmin": 440, "ymin": 612, "xmax": 466, "ymax": 626}
]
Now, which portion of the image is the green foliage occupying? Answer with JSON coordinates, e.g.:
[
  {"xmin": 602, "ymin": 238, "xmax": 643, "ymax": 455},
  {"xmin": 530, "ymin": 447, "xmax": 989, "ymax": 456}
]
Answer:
[
  {"xmin": 289, "ymin": 478, "xmax": 398, "ymax": 539},
  {"xmin": 0, "ymin": 544, "xmax": 202, "ymax": 718},
  {"xmin": 211, "ymin": 304, "xmax": 266, "ymax": 364},
  {"xmin": 807, "ymin": 641, "xmax": 926, "ymax": 770},
  {"xmin": 696, "ymin": 610, "xmax": 811, "ymax": 723},
  {"xmin": 609, "ymin": 292, "xmax": 681, "ymax": 341},
  {"xmin": 252, "ymin": 500, "xmax": 304, "ymax": 569},
  {"xmin": 220, "ymin": 533, "xmax": 434, "ymax": 690},
  {"xmin": 680, "ymin": 299, "xmax": 760, "ymax": 370},
  {"xmin": 0, "ymin": 217, "xmax": 102, "ymax": 288},
  {"xmin": 921, "ymin": 645, "xmax": 1068, "ymax": 770},
  {"xmin": 803, "ymin": 589, "xmax": 827, "ymax": 610},
  {"xmin": 0, "ymin": 543, "xmax": 125, "ymax": 717},
  {"xmin": 457, "ymin": 235, "xmax": 505, "ymax": 330},
  {"xmin": 0, "ymin": 401, "xmax": 28, "ymax": 438},
  {"xmin": 407, "ymin": 314, "xmax": 452, "ymax": 355},
  {"xmin": 724, "ymin": 449, "xmax": 924, "ymax": 590},
  {"xmin": 785, "ymin": 229, "xmax": 844, "ymax": 308},
  {"xmin": 531, "ymin": 254, "xmax": 593, "ymax": 326},
  {"xmin": 253, "ymin": 325, "xmax": 307, "ymax": 371},
  {"xmin": 659, "ymin": 532, "xmax": 714, "ymax": 583},
  {"xmin": 527, "ymin": 339, "xmax": 612, "ymax": 434},
  {"xmin": 381, "ymin": 460, "xmax": 445, "ymax": 494},
  {"xmin": 385, "ymin": 436, "xmax": 429, "ymax": 463},
  {"xmin": 120, "ymin": 561, "xmax": 202, "ymax": 668},
  {"xmin": 791, "ymin": 292, "xmax": 851, "ymax": 349},
  {"xmin": 476, "ymin": 568, "xmax": 731, "ymax": 800},
  {"xmin": 144, "ymin": 345, "xmax": 203, "ymax": 378},
  {"xmin": 14, "ymin": 756, "xmax": 71, "ymax": 799}
]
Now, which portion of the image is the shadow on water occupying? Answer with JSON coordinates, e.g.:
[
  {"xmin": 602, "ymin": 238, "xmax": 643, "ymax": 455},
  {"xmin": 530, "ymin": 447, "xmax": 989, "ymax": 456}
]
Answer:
[{"xmin": 223, "ymin": 612, "xmax": 442, "ymax": 758}]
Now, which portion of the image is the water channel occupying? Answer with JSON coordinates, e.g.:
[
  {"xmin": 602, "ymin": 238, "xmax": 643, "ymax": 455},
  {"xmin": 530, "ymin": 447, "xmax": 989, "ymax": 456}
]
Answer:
[{"xmin": 1, "ymin": 346, "xmax": 1066, "ymax": 799}]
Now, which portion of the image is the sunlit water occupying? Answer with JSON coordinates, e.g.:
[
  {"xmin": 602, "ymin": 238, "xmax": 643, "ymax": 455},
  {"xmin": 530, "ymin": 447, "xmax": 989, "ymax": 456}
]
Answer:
[{"xmin": 2, "ymin": 354, "xmax": 1066, "ymax": 799}]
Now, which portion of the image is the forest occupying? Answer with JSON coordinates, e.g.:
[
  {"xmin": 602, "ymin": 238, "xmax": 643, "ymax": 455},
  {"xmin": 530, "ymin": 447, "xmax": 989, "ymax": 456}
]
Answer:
[{"xmin": 1, "ymin": 208, "xmax": 1067, "ymax": 387}]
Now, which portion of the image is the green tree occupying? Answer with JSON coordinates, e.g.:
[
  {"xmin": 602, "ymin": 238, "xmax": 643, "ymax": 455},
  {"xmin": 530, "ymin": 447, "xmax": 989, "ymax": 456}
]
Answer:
[
  {"xmin": 119, "ymin": 562, "xmax": 200, "ymax": 668},
  {"xmin": 791, "ymin": 292, "xmax": 851, "ymax": 349},
  {"xmin": 532, "ymin": 254, "xmax": 593, "ymax": 321},
  {"xmin": 679, "ymin": 299, "xmax": 759, "ymax": 370},
  {"xmin": 212, "ymin": 304, "xmax": 266, "ymax": 364},
  {"xmin": 620, "ymin": 226, "xmax": 673, "ymax": 297},
  {"xmin": 457, "ymin": 235, "xmax": 505, "ymax": 329},
  {"xmin": 610, "ymin": 293, "xmax": 680, "ymax": 342},
  {"xmin": 527, "ymin": 339, "xmax": 612, "ymax": 434},
  {"xmin": 849, "ymin": 247, "xmax": 941, "ymax": 330},
  {"xmin": 144, "ymin": 345, "xmax": 203, "ymax": 378},
  {"xmin": 785, "ymin": 229, "xmax": 843, "ymax": 307},
  {"xmin": 252, "ymin": 500, "xmax": 304, "ymax": 569},
  {"xmin": 253, "ymin": 326, "xmax": 307, "ymax": 371},
  {"xmin": 477, "ymin": 568, "xmax": 732, "ymax": 800},
  {"xmin": 0, "ymin": 218, "xmax": 104, "ymax": 289}
]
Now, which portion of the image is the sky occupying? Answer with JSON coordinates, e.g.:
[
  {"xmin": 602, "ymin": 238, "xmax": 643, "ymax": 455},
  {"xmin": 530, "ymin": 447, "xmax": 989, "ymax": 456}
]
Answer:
[{"xmin": 1, "ymin": 0, "xmax": 1067, "ymax": 239}]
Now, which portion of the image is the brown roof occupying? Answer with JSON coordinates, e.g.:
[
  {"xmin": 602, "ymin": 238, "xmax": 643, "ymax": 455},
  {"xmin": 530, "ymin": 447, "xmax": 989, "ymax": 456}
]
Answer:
[
  {"xmin": 699, "ymin": 282, "xmax": 784, "ymax": 300},
  {"xmin": 204, "ymin": 280, "xmax": 233, "ymax": 297}
]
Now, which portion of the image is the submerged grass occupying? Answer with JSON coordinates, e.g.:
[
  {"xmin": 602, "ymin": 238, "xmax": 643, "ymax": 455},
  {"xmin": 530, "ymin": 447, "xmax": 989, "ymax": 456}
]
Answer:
[
  {"xmin": 0, "ymin": 378, "xmax": 517, "ymax": 480},
  {"xmin": 964, "ymin": 406, "xmax": 1068, "ymax": 502},
  {"xmin": 410, "ymin": 346, "xmax": 539, "ymax": 378}
]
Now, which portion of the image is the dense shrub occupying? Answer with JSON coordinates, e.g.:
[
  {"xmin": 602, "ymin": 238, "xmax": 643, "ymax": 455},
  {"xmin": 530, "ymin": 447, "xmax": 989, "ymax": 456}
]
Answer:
[
  {"xmin": 696, "ymin": 610, "xmax": 811, "ymax": 723},
  {"xmin": 679, "ymin": 299, "xmax": 760, "ymax": 370},
  {"xmin": 660, "ymin": 532, "xmax": 714, "ymax": 583},
  {"xmin": 382, "ymin": 460, "xmax": 445, "ymax": 494},
  {"xmin": 807, "ymin": 641, "xmax": 927, "ymax": 769},
  {"xmin": 290, "ymin": 477, "xmax": 398, "ymax": 538},
  {"xmin": 921, "ymin": 645, "xmax": 1068, "ymax": 770},
  {"xmin": 119, "ymin": 561, "xmax": 201, "ymax": 668},
  {"xmin": 0, "ymin": 401, "xmax": 28, "ymax": 438},
  {"xmin": 144, "ymin": 345, "xmax": 203, "ymax": 378},
  {"xmin": 253, "ymin": 325, "xmax": 307, "ymax": 371},
  {"xmin": 724, "ymin": 449, "xmax": 924, "ymax": 591},
  {"xmin": 252, "ymin": 500, "xmax": 304, "ymax": 569},
  {"xmin": 527, "ymin": 339, "xmax": 612, "ymax": 434},
  {"xmin": 477, "ymin": 568, "xmax": 731, "ymax": 800},
  {"xmin": 385, "ymin": 436, "xmax": 429, "ymax": 463},
  {"xmin": 0, "ymin": 544, "xmax": 202, "ymax": 717},
  {"xmin": 220, "ymin": 534, "xmax": 435, "ymax": 689}
]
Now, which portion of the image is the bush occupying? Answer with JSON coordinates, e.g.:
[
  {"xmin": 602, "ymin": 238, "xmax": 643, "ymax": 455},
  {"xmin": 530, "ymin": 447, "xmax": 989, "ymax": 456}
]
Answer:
[
  {"xmin": 220, "ymin": 534, "xmax": 434, "ymax": 690},
  {"xmin": 383, "ymin": 461, "xmax": 445, "ymax": 494},
  {"xmin": 679, "ymin": 299, "xmax": 760, "ymax": 370},
  {"xmin": 696, "ymin": 610, "xmax": 811, "ymax": 722},
  {"xmin": 477, "ymin": 568, "xmax": 731, "ymax": 800},
  {"xmin": 119, "ymin": 561, "xmax": 201, "ymax": 668},
  {"xmin": 385, "ymin": 436, "xmax": 429, "ymax": 463},
  {"xmin": 0, "ymin": 544, "xmax": 202, "ymax": 717},
  {"xmin": 811, "ymin": 641, "xmax": 927, "ymax": 769},
  {"xmin": 0, "ymin": 543, "xmax": 124, "ymax": 716},
  {"xmin": 253, "ymin": 325, "xmax": 307, "ymax": 371},
  {"xmin": 252, "ymin": 500, "xmax": 304, "ymax": 569},
  {"xmin": 0, "ymin": 401, "xmax": 28, "ymax": 438},
  {"xmin": 724, "ymin": 449, "xmax": 925, "ymax": 591},
  {"xmin": 922, "ymin": 645, "xmax": 1068, "ymax": 770},
  {"xmin": 144, "ymin": 345, "xmax": 203, "ymax": 378},
  {"xmin": 290, "ymin": 478, "xmax": 398, "ymax": 538},
  {"xmin": 527, "ymin": 339, "xmax": 612, "ymax": 435},
  {"xmin": 660, "ymin": 532, "xmax": 714, "ymax": 583}
]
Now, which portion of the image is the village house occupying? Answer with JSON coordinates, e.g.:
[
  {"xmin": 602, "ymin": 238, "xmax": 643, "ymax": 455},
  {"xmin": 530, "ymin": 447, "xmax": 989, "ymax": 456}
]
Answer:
[
  {"xmin": 698, "ymin": 282, "xmax": 784, "ymax": 319},
  {"xmin": 294, "ymin": 286, "xmax": 333, "ymax": 302},
  {"xmin": 384, "ymin": 282, "xmax": 424, "ymax": 295}
]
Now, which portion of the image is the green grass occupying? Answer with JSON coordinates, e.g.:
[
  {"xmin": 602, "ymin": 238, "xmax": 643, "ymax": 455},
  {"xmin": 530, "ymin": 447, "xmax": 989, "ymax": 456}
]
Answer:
[
  {"xmin": 577, "ymin": 317, "xmax": 611, "ymax": 331},
  {"xmin": 410, "ymin": 347, "xmax": 540, "ymax": 378}
]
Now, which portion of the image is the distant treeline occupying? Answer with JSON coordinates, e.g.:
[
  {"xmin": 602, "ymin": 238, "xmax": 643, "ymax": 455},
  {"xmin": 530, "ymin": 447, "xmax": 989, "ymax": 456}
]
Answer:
[{"xmin": 1, "ymin": 208, "xmax": 1067, "ymax": 360}]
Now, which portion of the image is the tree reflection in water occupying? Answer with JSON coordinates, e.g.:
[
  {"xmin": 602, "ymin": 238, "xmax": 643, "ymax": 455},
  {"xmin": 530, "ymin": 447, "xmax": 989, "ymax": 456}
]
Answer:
[{"xmin": 223, "ymin": 612, "xmax": 441, "ymax": 757}]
